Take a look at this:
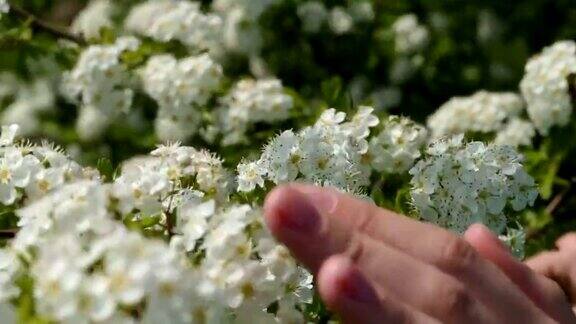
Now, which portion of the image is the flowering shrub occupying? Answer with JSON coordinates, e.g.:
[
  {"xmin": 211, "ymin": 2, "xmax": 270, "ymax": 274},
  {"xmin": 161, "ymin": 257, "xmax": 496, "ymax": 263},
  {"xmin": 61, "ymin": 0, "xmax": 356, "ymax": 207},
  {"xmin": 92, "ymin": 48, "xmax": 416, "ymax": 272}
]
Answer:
[{"xmin": 0, "ymin": 0, "xmax": 575, "ymax": 322}]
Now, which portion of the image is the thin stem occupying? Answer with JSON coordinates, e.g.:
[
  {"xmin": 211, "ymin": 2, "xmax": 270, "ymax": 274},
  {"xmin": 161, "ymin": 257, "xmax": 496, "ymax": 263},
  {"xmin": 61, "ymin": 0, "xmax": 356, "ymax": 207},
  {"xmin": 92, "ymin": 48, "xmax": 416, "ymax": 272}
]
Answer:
[
  {"xmin": 8, "ymin": 3, "xmax": 85, "ymax": 45},
  {"xmin": 545, "ymin": 187, "xmax": 569, "ymax": 215},
  {"xmin": 165, "ymin": 185, "xmax": 176, "ymax": 237}
]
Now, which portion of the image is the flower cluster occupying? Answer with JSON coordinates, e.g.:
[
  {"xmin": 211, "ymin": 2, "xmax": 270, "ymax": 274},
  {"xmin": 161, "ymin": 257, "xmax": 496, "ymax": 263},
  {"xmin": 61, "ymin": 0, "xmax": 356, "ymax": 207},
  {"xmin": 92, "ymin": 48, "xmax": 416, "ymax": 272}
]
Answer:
[
  {"xmin": 520, "ymin": 40, "xmax": 576, "ymax": 135},
  {"xmin": 61, "ymin": 37, "xmax": 140, "ymax": 140},
  {"xmin": 71, "ymin": 0, "xmax": 114, "ymax": 40},
  {"xmin": 0, "ymin": 0, "xmax": 8, "ymax": 17},
  {"xmin": 368, "ymin": 116, "xmax": 428, "ymax": 174},
  {"xmin": 297, "ymin": 1, "xmax": 374, "ymax": 34},
  {"xmin": 140, "ymin": 54, "xmax": 223, "ymax": 142},
  {"xmin": 1, "ymin": 78, "xmax": 54, "ymax": 136},
  {"xmin": 427, "ymin": 91, "xmax": 524, "ymax": 138},
  {"xmin": 212, "ymin": 0, "xmax": 280, "ymax": 55},
  {"xmin": 392, "ymin": 14, "xmax": 430, "ymax": 55},
  {"xmin": 409, "ymin": 135, "xmax": 538, "ymax": 234},
  {"xmin": 112, "ymin": 143, "xmax": 231, "ymax": 221},
  {"xmin": 13, "ymin": 180, "xmax": 197, "ymax": 322},
  {"xmin": 494, "ymin": 118, "xmax": 536, "ymax": 148},
  {"xmin": 0, "ymin": 125, "xmax": 90, "ymax": 206},
  {"xmin": 1, "ymin": 140, "xmax": 311, "ymax": 323},
  {"xmin": 217, "ymin": 78, "xmax": 293, "ymax": 145},
  {"xmin": 237, "ymin": 107, "xmax": 379, "ymax": 192},
  {"xmin": 173, "ymin": 196, "xmax": 312, "ymax": 323},
  {"xmin": 125, "ymin": 1, "xmax": 222, "ymax": 52}
]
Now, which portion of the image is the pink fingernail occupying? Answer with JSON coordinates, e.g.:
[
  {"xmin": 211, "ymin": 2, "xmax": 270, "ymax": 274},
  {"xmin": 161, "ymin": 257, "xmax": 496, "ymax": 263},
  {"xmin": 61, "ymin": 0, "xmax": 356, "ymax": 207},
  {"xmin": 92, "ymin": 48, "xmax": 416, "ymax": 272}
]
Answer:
[
  {"xmin": 339, "ymin": 262, "xmax": 377, "ymax": 303},
  {"xmin": 275, "ymin": 191, "xmax": 320, "ymax": 233},
  {"xmin": 298, "ymin": 188, "xmax": 339, "ymax": 214}
]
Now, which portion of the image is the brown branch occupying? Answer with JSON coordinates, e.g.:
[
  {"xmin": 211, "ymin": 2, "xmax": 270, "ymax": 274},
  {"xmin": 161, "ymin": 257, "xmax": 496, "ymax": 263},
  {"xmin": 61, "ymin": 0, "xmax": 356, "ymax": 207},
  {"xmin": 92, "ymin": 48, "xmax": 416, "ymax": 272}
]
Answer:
[
  {"xmin": 8, "ymin": 3, "xmax": 85, "ymax": 45},
  {"xmin": 0, "ymin": 229, "xmax": 17, "ymax": 239},
  {"xmin": 545, "ymin": 187, "xmax": 569, "ymax": 215},
  {"xmin": 527, "ymin": 185, "xmax": 572, "ymax": 240}
]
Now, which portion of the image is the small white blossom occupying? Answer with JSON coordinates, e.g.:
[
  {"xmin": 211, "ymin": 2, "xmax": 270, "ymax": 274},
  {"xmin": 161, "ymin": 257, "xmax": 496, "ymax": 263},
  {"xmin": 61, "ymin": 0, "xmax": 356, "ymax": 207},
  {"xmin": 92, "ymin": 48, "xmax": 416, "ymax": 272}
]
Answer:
[
  {"xmin": 499, "ymin": 227, "xmax": 526, "ymax": 259},
  {"xmin": 237, "ymin": 161, "xmax": 266, "ymax": 192}
]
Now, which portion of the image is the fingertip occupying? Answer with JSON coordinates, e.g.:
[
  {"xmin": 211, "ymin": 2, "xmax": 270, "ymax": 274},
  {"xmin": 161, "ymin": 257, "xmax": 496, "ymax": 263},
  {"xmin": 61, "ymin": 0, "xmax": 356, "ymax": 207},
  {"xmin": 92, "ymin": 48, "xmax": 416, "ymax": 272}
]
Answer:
[
  {"xmin": 317, "ymin": 255, "xmax": 379, "ymax": 309},
  {"xmin": 263, "ymin": 184, "xmax": 292, "ymax": 234},
  {"xmin": 263, "ymin": 184, "xmax": 321, "ymax": 238},
  {"xmin": 463, "ymin": 223, "xmax": 491, "ymax": 241},
  {"xmin": 464, "ymin": 223, "xmax": 509, "ymax": 255}
]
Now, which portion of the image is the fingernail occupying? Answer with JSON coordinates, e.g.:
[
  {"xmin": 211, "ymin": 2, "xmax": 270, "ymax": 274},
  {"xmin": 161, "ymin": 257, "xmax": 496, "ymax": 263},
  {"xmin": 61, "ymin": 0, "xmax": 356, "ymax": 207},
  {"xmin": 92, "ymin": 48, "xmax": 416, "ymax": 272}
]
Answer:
[
  {"xmin": 340, "ymin": 263, "xmax": 377, "ymax": 303},
  {"xmin": 471, "ymin": 223, "xmax": 511, "ymax": 255},
  {"xmin": 296, "ymin": 187, "xmax": 339, "ymax": 214},
  {"xmin": 275, "ymin": 190, "xmax": 320, "ymax": 233}
]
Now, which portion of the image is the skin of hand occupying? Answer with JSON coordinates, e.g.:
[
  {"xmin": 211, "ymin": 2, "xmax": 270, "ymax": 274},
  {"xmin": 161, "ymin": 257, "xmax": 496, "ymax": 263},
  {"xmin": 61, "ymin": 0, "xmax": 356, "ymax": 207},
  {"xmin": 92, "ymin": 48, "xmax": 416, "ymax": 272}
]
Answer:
[
  {"xmin": 263, "ymin": 184, "xmax": 576, "ymax": 324},
  {"xmin": 525, "ymin": 233, "xmax": 576, "ymax": 309}
]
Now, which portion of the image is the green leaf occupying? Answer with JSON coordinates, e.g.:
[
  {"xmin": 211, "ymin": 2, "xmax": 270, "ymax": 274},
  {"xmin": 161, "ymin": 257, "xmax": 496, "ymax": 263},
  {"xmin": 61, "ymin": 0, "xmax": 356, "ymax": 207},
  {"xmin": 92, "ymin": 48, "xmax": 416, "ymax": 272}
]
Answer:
[{"xmin": 96, "ymin": 158, "xmax": 114, "ymax": 181}]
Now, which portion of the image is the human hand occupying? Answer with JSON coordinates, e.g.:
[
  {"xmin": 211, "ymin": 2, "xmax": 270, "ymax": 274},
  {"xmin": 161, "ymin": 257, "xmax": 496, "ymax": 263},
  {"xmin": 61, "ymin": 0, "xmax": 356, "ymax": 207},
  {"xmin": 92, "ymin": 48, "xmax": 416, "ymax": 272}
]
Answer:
[
  {"xmin": 525, "ymin": 233, "xmax": 576, "ymax": 309},
  {"xmin": 264, "ymin": 184, "xmax": 575, "ymax": 323}
]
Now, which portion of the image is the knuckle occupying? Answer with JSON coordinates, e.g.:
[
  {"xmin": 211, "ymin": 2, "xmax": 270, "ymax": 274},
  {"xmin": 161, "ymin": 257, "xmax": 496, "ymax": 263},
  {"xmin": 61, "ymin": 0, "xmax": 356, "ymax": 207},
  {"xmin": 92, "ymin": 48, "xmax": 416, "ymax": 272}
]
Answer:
[
  {"xmin": 437, "ymin": 285, "xmax": 476, "ymax": 318},
  {"xmin": 354, "ymin": 206, "xmax": 378, "ymax": 237},
  {"xmin": 378, "ymin": 295, "xmax": 416, "ymax": 324},
  {"xmin": 345, "ymin": 233, "xmax": 367, "ymax": 264},
  {"xmin": 438, "ymin": 237, "xmax": 477, "ymax": 273}
]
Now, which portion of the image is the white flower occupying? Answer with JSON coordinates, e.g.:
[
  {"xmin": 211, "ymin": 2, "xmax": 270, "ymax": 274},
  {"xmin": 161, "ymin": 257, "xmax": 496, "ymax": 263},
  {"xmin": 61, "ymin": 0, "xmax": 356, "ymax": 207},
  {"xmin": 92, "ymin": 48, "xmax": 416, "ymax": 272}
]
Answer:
[
  {"xmin": 427, "ymin": 91, "xmax": 525, "ymax": 138},
  {"xmin": 212, "ymin": 0, "xmax": 279, "ymax": 21},
  {"xmin": 0, "ymin": 124, "xmax": 19, "ymax": 146},
  {"xmin": 242, "ymin": 107, "xmax": 378, "ymax": 192},
  {"xmin": 141, "ymin": 54, "xmax": 223, "ymax": 142},
  {"xmin": 0, "ymin": 147, "xmax": 40, "ymax": 205},
  {"xmin": 328, "ymin": 7, "xmax": 354, "ymax": 35},
  {"xmin": 409, "ymin": 136, "xmax": 538, "ymax": 234},
  {"xmin": 61, "ymin": 37, "xmax": 139, "ymax": 140},
  {"xmin": 392, "ymin": 14, "xmax": 429, "ymax": 55},
  {"xmin": 369, "ymin": 116, "xmax": 428, "ymax": 174},
  {"xmin": 297, "ymin": 1, "xmax": 328, "ymax": 33},
  {"xmin": 0, "ymin": 249, "xmax": 20, "ymax": 302},
  {"xmin": 178, "ymin": 199, "xmax": 215, "ymax": 251},
  {"xmin": 217, "ymin": 78, "xmax": 293, "ymax": 145},
  {"xmin": 495, "ymin": 118, "xmax": 536, "ymax": 148},
  {"xmin": 499, "ymin": 227, "xmax": 526, "ymax": 259},
  {"xmin": 71, "ymin": 0, "xmax": 114, "ymax": 39},
  {"xmin": 237, "ymin": 161, "xmax": 266, "ymax": 192},
  {"xmin": 348, "ymin": 2, "xmax": 374, "ymax": 22},
  {"xmin": 1, "ymin": 78, "xmax": 55, "ymax": 136},
  {"xmin": 125, "ymin": 1, "xmax": 222, "ymax": 51},
  {"xmin": 111, "ymin": 161, "xmax": 170, "ymax": 216},
  {"xmin": 0, "ymin": 0, "xmax": 9, "ymax": 16},
  {"xmin": 212, "ymin": 0, "xmax": 279, "ymax": 54},
  {"xmin": 520, "ymin": 40, "xmax": 576, "ymax": 135}
]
